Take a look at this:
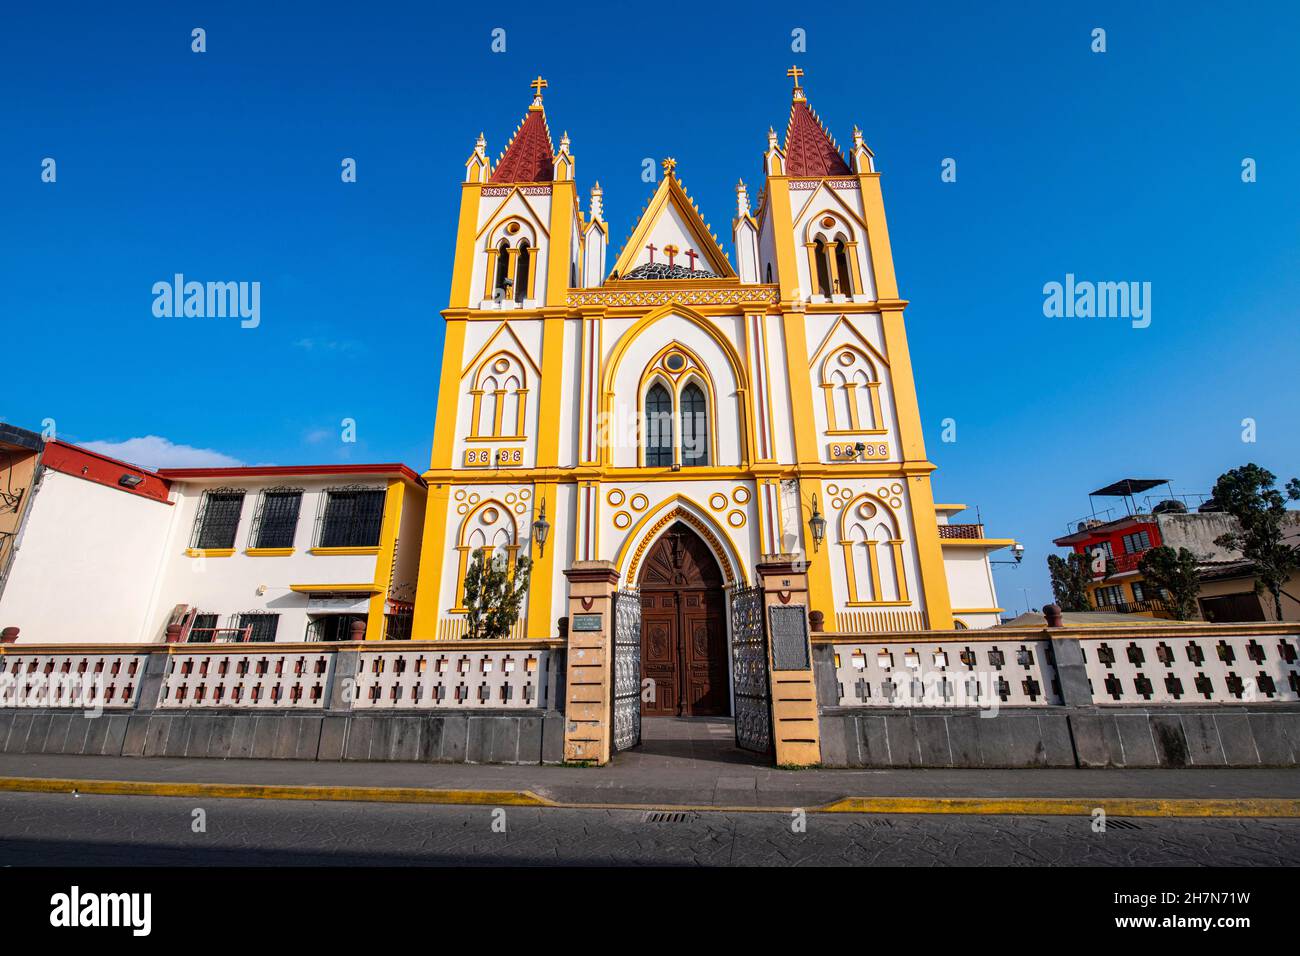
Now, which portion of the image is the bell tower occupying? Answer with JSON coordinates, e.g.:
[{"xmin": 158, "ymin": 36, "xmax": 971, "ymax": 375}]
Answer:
[{"xmin": 756, "ymin": 67, "xmax": 954, "ymax": 631}]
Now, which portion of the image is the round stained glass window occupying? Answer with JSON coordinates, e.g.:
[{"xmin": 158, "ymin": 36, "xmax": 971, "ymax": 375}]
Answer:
[{"xmin": 664, "ymin": 352, "xmax": 686, "ymax": 372}]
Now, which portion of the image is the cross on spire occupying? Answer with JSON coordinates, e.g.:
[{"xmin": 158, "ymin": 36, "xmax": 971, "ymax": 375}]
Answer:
[
  {"xmin": 530, "ymin": 75, "xmax": 548, "ymax": 97},
  {"xmin": 787, "ymin": 64, "xmax": 805, "ymax": 100},
  {"xmin": 661, "ymin": 157, "xmax": 677, "ymax": 178}
]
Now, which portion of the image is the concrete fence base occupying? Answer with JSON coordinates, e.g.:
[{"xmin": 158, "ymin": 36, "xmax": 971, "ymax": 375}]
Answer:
[
  {"xmin": 0, "ymin": 709, "xmax": 567, "ymax": 765},
  {"xmin": 818, "ymin": 705, "xmax": 1300, "ymax": 769}
]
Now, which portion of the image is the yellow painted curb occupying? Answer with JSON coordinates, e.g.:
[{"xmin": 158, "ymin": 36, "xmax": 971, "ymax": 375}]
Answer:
[
  {"xmin": 816, "ymin": 796, "xmax": 1300, "ymax": 818},
  {"xmin": 0, "ymin": 776, "xmax": 556, "ymax": 808},
  {"xmin": 0, "ymin": 777, "xmax": 1295, "ymax": 818}
]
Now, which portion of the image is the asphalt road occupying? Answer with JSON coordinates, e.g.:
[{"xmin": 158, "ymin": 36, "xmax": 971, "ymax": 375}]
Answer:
[{"xmin": 1, "ymin": 791, "xmax": 1298, "ymax": 866}]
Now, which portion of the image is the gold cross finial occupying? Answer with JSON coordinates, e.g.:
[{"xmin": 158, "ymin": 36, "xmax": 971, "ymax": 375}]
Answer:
[
  {"xmin": 530, "ymin": 75, "xmax": 548, "ymax": 98},
  {"xmin": 661, "ymin": 157, "xmax": 677, "ymax": 177},
  {"xmin": 786, "ymin": 65, "xmax": 804, "ymax": 85}
]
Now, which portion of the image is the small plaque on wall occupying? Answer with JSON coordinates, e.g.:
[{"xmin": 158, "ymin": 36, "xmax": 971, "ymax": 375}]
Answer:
[
  {"xmin": 768, "ymin": 605, "xmax": 811, "ymax": 671},
  {"xmin": 572, "ymin": 614, "xmax": 603, "ymax": 632}
]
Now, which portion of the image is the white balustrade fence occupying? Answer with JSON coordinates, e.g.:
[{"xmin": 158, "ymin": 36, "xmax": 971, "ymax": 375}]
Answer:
[
  {"xmin": 0, "ymin": 652, "xmax": 147, "ymax": 709},
  {"xmin": 1078, "ymin": 633, "xmax": 1300, "ymax": 705},
  {"xmin": 352, "ymin": 648, "xmax": 554, "ymax": 710},
  {"xmin": 830, "ymin": 638, "xmax": 1062, "ymax": 708},
  {"xmin": 159, "ymin": 651, "xmax": 335, "ymax": 709}
]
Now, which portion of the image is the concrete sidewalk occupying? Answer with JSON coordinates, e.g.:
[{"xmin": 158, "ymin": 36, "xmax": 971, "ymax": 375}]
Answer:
[{"xmin": 2, "ymin": 750, "xmax": 1299, "ymax": 814}]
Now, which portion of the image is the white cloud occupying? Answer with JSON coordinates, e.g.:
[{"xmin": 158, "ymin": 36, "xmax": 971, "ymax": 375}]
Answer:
[{"xmin": 80, "ymin": 435, "xmax": 245, "ymax": 471}]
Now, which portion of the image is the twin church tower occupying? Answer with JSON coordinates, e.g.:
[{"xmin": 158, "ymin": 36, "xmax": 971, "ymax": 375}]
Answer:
[{"xmin": 410, "ymin": 68, "xmax": 1012, "ymax": 653}]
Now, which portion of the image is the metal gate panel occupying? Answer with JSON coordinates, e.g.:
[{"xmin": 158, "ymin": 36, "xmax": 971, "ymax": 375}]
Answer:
[
  {"xmin": 730, "ymin": 585, "xmax": 772, "ymax": 755},
  {"xmin": 611, "ymin": 588, "xmax": 642, "ymax": 753}
]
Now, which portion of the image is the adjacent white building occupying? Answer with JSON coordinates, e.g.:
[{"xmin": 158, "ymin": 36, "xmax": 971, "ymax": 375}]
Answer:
[{"xmin": 0, "ymin": 441, "xmax": 425, "ymax": 644}]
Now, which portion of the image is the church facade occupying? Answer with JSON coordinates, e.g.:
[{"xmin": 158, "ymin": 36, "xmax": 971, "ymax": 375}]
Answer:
[{"xmin": 411, "ymin": 71, "xmax": 1014, "ymax": 712}]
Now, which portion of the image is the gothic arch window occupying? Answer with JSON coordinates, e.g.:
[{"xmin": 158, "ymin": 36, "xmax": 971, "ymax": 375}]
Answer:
[
  {"xmin": 471, "ymin": 352, "xmax": 529, "ymax": 439},
  {"xmin": 838, "ymin": 494, "xmax": 909, "ymax": 606},
  {"xmin": 820, "ymin": 346, "xmax": 884, "ymax": 434},
  {"xmin": 680, "ymin": 381, "xmax": 709, "ymax": 467},
  {"xmin": 514, "ymin": 240, "xmax": 531, "ymax": 303},
  {"xmin": 638, "ymin": 344, "xmax": 718, "ymax": 468},
  {"xmin": 492, "ymin": 239, "xmax": 511, "ymax": 299},
  {"xmin": 833, "ymin": 235, "xmax": 854, "ymax": 296},
  {"xmin": 813, "ymin": 238, "xmax": 832, "ymax": 297},
  {"xmin": 644, "ymin": 382, "xmax": 673, "ymax": 467},
  {"xmin": 806, "ymin": 213, "xmax": 861, "ymax": 299},
  {"xmin": 452, "ymin": 499, "xmax": 520, "ymax": 612}
]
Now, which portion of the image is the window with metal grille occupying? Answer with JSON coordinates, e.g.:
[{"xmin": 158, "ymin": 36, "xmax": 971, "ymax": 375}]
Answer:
[
  {"xmin": 250, "ymin": 488, "xmax": 303, "ymax": 548},
  {"xmin": 1095, "ymin": 585, "xmax": 1123, "ymax": 607},
  {"xmin": 236, "ymin": 613, "xmax": 279, "ymax": 643},
  {"xmin": 187, "ymin": 613, "xmax": 219, "ymax": 643},
  {"xmin": 317, "ymin": 488, "xmax": 386, "ymax": 547},
  {"xmin": 191, "ymin": 490, "xmax": 245, "ymax": 549},
  {"xmin": 680, "ymin": 382, "xmax": 709, "ymax": 466},
  {"xmin": 385, "ymin": 610, "xmax": 413, "ymax": 640},
  {"xmin": 644, "ymin": 384, "xmax": 673, "ymax": 467},
  {"xmin": 1122, "ymin": 530, "xmax": 1151, "ymax": 554}
]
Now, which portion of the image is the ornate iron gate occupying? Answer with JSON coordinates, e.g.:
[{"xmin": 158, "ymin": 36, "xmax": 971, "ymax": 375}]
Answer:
[
  {"xmin": 730, "ymin": 584, "xmax": 772, "ymax": 755},
  {"xmin": 611, "ymin": 588, "xmax": 642, "ymax": 753}
]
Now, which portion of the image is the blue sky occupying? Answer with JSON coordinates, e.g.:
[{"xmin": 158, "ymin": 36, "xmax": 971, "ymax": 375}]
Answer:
[{"xmin": 3, "ymin": 2, "xmax": 1298, "ymax": 610}]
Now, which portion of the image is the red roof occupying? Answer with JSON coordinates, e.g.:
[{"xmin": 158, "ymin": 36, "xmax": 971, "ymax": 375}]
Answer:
[
  {"xmin": 490, "ymin": 108, "xmax": 555, "ymax": 183},
  {"xmin": 157, "ymin": 463, "xmax": 424, "ymax": 485},
  {"xmin": 784, "ymin": 100, "xmax": 851, "ymax": 177},
  {"xmin": 40, "ymin": 441, "xmax": 172, "ymax": 504}
]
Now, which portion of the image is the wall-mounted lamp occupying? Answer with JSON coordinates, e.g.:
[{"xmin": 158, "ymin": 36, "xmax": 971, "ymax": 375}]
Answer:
[
  {"xmin": 118, "ymin": 473, "xmax": 144, "ymax": 488},
  {"xmin": 992, "ymin": 542, "xmax": 1025, "ymax": 567},
  {"xmin": 531, "ymin": 500, "xmax": 551, "ymax": 557},
  {"xmin": 808, "ymin": 494, "xmax": 827, "ymax": 553}
]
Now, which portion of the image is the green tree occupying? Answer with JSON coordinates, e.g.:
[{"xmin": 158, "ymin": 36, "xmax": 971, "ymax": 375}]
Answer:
[
  {"xmin": 1210, "ymin": 464, "xmax": 1300, "ymax": 621},
  {"xmin": 462, "ymin": 550, "xmax": 532, "ymax": 639},
  {"xmin": 1137, "ymin": 546, "xmax": 1201, "ymax": 620},
  {"xmin": 1047, "ymin": 552, "xmax": 1093, "ymax": 612}
]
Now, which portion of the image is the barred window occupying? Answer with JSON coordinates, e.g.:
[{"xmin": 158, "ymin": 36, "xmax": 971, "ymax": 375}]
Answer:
[
  {"xmin": 1122, "ymin": 530, "xmax": 1152, "ymax": 554},
  {"xmin": 191, "ymin": 490, "xmax": 245, "ymax": 549},
  {"xmin": 187, "ymin": 613, "xmax": 219, "ymax": 643},
  {"xmin": 236, "ymin": 613, "xmax": 279, "ymax": 643},
  {"xmin": 250, "ymin": 489, "xmax": 303, "ymax": 548},
  {"xmin": 385, "ymin": 610, "xmax": 413, "ymax": 641},
  {"xmin": 318, "ymin": 488, "xmax": 386, "ymax": 547}
]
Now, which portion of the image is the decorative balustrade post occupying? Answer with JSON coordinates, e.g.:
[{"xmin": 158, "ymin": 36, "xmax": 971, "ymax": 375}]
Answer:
[
  {"xmin": 561, "ymin": 560, "xmax": 621, "ymax": 764},
  {"xmin": 756, "ymin": 554, "xmax": 822, "ymax": 767}
]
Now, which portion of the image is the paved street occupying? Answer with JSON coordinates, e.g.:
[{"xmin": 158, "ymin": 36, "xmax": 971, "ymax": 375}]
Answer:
[{"xmin": 1, "ymin": 791, "xmax": 1298, "ymax": 866}]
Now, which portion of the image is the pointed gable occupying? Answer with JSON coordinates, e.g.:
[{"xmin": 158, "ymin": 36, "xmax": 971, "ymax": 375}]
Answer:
[
  {"xmin": 608, "ymin": 163, "xmax": 736, "ymax": 281},
  {"xmin": 784, "ymin": 99, "xmax": 850, "ymax": 178}
]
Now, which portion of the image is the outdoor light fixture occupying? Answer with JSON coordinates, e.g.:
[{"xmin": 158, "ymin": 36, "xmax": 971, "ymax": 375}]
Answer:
[
  {"xmin": 992, "ymin": 542, "xmax": 1026, "ymax": 567},
  {"xmin": 118, "ymin": 474, "xmax": 144, "ymax": 488},
  {"xmin": 531, "ymin": 500, "xmax": 550, "ymax": 557},
  {"xmin": 808, "ymin": 494, "xmax": 827, "ymax": 553}
]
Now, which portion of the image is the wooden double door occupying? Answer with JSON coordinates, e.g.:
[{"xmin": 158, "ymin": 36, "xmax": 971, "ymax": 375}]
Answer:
[{"xmin": 638, "ymin": 523, "xmax": 730, "ymax": 717}]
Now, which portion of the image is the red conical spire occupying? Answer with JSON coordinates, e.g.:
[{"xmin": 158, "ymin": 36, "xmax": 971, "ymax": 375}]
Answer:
[
  {"xmin": 781, "ymin": 67, "xmax": 851, "ymax": 177},
  {"xmin": 490, "ymin": 76, "xmax": 556, "ymax": 184}
]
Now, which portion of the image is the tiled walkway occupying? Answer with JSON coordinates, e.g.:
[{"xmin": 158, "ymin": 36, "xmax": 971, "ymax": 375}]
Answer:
[{"xmin": 619, "ymin": 717, "xmax": 766, "ymax": 769}]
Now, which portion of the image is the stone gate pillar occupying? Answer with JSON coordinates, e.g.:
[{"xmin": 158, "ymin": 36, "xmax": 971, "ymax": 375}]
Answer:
[
  {"xmin": 756, "ymin": 554, "xmax": 822, "ymax": 767},
  {"xmin": 561, "ymin": 560, "xmax": 621, "ymax": 764}
]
